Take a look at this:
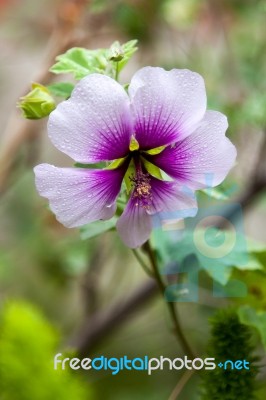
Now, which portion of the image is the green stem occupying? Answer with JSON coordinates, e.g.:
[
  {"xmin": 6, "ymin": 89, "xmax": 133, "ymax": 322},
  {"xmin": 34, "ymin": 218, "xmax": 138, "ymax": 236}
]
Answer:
[
  {"xmin": 115, "ymin": 62, "xmax": 119, "ymax": 81},
  {"xmin": 168, "ymin": 369, "xmax": 194, "ymax": 400},
  {"xmin": 131, "ymin": 248, "xmax": 153, "ymax": 277},
  {"xmin": 142, "ymin": 240, "xmax": 195, "ymax": 359}
]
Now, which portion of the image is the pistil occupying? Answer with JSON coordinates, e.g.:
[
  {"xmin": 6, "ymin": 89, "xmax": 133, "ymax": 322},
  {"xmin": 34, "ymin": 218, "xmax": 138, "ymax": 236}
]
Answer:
[{"xmin": 130, "ymin": 164, "xmax": 152, "ymax": 209}]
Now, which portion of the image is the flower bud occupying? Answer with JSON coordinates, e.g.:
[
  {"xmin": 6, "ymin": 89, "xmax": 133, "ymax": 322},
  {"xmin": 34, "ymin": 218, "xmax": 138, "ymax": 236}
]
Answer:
[
  {"xmin": 109, "ymin": 41, "xmax": 124, "ymax": 62},
  {"xmin": 18, "ymin": 83, "xmax": 56, "ymax": 119}
]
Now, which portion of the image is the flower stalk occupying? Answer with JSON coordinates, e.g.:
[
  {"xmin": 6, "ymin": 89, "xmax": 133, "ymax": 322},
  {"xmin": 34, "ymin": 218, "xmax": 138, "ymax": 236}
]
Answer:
[{"xmin": 141, "ymin": 241, "xmax": 195, "ymax": 359}]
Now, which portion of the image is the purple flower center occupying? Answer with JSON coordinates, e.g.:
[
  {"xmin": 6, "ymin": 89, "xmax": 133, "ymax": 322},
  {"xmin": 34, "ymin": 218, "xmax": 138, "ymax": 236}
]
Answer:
[
  {"xmin": 120, "ymin": 138, "xmax": 159, "ymax": 209},
  {"xmin": 130, "ymin": 170, "xmax": 152, "ymax": 209}
]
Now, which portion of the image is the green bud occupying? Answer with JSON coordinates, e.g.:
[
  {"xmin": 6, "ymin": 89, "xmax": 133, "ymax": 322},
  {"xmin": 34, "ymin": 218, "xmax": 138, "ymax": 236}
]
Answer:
[
  {"xmin": 18, "ymin": 83, "xmax": 56, "ymax": 119},
  {"xmin": 109, "ymin": 41, "xmax": 124, "ymax": 62}
]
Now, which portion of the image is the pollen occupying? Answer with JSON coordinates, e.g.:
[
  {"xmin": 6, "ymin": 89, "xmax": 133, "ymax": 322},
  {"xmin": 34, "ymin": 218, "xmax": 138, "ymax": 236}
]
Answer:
[{"xmin": 130, "ymin": 172, "xmax": 152, "ymax": 209}]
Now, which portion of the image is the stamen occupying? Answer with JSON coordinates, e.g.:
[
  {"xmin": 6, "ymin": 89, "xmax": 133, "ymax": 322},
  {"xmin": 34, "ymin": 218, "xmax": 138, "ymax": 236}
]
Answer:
[{"xmin": 130, "ymin": 172, "xmax": 153, "ymax": 209}]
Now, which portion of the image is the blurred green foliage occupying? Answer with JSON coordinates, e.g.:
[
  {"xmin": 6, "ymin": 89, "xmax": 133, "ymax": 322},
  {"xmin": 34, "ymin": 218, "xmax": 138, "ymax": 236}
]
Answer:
[
  {"xmin": 238, "ymin": 305, "xmax": 266, "ymax": 350},
  {"xmin": 201, "ymin": 308, "xmax": 259, "ymax": 400},
  {"xmin": 0, "ymin": 301, "xmax": 90, "ymax": 400},
  {"xmin": 49, "ymin": 40, "xmax": 137, "ymax": 82},
  {"xmin": 19, "ymin": 40, "xmax": 138, "ymax": 118}
]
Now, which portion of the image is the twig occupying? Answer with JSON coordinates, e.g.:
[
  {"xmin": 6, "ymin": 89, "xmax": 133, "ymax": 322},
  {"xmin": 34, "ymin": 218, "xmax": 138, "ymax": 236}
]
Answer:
[
  {"xmin": 132, "ymin": 248, "xmax": 153, "ymax": 276},
  {"xmin": 143, "ymin": 241, "xmax": 195, "ymax": 359},
  {"xmin": 69, "ymin": 278, "xmax": 158, "ymax": 357},
  {"xmin": 168, "ymin": 369, "xmax": 195, "ymax": 400}
]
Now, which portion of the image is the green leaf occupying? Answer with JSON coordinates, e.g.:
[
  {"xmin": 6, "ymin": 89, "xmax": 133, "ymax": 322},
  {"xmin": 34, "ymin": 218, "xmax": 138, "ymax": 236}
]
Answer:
[
  {"xmin": 49, "ymin": 41, "xmax": 138, "ymax": 81},
  {"xmin": 152, "ymin": 226, "xmax": 263, "ymax": 286},
  {"xmin": 47, "ymin": 82, "xmax": 75, "ymax": 98},
  {"xmin": 201, "ymin": 187, "xmax": 230, "ymax": 200},
  {"xmin": 238, "ymin": 305, "xmax": 266, "ymax": 350},
  {"xmin": 74, "ymin": 161, "xmax": 106, "ymax": 169},
  {"xmin": 201, "ymin": 183, "xmax": 238, "ymax": 200},
  {"xmin": 50, "ymin": 47, "xmax": 108, "ymax": 79},
  {"xmin": 80, "ymin": 216, "xmax": 118, "ymax": 240}
]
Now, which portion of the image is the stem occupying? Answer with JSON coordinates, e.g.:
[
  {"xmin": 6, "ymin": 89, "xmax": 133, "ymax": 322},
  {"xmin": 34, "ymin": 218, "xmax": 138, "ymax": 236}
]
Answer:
[
  {"xmin": 168, "ymin": 369, "xmax": 194, "ymax": 400},
  {"xmin": 115, "ymin": 62, "xmax": 119, "ymax": 81},
  {"xmin": 142, "ymin": 240, "xmax": 195, "ymax": 359},
  {"xmin": 132, "ymin": 248, "xmax": 153, "ymax": 277}
]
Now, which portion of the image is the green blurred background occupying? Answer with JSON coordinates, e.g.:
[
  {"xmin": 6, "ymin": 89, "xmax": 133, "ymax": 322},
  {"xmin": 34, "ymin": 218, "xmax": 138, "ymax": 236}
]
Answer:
[{"xmin": 0, "ymin": 0, "xmax": 266, "ymax": 399}]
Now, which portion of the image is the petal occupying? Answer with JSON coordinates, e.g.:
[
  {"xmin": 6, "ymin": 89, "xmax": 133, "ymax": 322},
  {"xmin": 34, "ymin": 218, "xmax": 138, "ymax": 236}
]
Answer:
[
  {"xmin": 48, "ymin": 74, "xmax": 133, "ymax": 163},
  {"xmin": 34, "ymin": 164, "xmax": 124, "ymax": 227},
  {"xmin": 148, "ymin": 178, "xmax": 198, "ymax": 226},
  {"xmin": 116, "ymin": 177, "xmax": 198, "ymax": 248},
  {"xmin": 116, "ymin": 197, "xmax": 152, "ymax": 248},
  {"xmin": 129, "ymin": 67, "xmax": 206, "ymax": 150},
  {"xmin": 152, "ymin": 111, "xmax": 237, "ymax": 189}
]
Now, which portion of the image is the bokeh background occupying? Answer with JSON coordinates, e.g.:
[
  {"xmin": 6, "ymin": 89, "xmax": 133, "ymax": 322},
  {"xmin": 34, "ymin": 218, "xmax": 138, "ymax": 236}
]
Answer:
[{"xmin": 0, "ymin": 0, "xmax": 266, "ymax": 399}]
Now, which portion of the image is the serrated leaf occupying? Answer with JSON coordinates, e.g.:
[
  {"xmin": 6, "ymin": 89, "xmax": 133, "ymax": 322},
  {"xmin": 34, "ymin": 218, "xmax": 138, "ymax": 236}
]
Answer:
[
  {"xmin": 80, "ymin": 216, "xmax": 118, "ymax": 240},
  {"xmin": 47, "ymin": 82, "xmax": 74, "ymax": 98},
  {"xmin": 50, "ymin": 41, "xmax": 138, "ymax": 82},
  {"xmin": 50, "ymin": 47, "xmax": 108, "ymax": 79},
  {"xmin": 152, "ymin": 224, "xmax": 263, "ymax": 287}
]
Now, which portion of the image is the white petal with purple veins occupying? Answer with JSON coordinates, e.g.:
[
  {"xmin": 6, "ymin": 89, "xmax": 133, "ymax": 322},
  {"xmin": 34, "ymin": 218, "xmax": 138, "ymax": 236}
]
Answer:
[
  {"xmin": 34, "ymin": 164, "xmax": 124, "ymax": 227},
  {"xmin": 153, "ymin": 111, "xmax": 237, "ymax": 189},
  {"xmin": 116, "ymin": 197, "xmax": 153, "ymax": 248},
  {"xmin": 129, "ymin": 67, "xmax": 206, "ymax": 150},
  {"xmin": 116, "ymin": 177, "xmax": 198, "ymax": 248},
  {"xmin": 148, "ymin": 178, "xmax": 198, "ymax": 217},
  {"xmin": 48, "ymin": 74, "xmax": 133, "ymax": 163}
]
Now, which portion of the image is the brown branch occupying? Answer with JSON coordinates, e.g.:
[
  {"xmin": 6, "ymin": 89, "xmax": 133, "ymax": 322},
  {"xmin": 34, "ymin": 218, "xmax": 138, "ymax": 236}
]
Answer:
[
  {"xmin": 69, "ymin": 278, "xmax": 158, "ymax": 357},
  {"xmin": 168, "ymin": 370, "xmax": 195, "ymax": 400}
]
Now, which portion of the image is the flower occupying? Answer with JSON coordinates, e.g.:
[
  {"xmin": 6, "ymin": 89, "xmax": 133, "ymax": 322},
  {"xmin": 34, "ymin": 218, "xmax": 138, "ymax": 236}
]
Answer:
[{"xmin": 34, "ymin": 67, "xmax": 236, "ymax": 248}]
